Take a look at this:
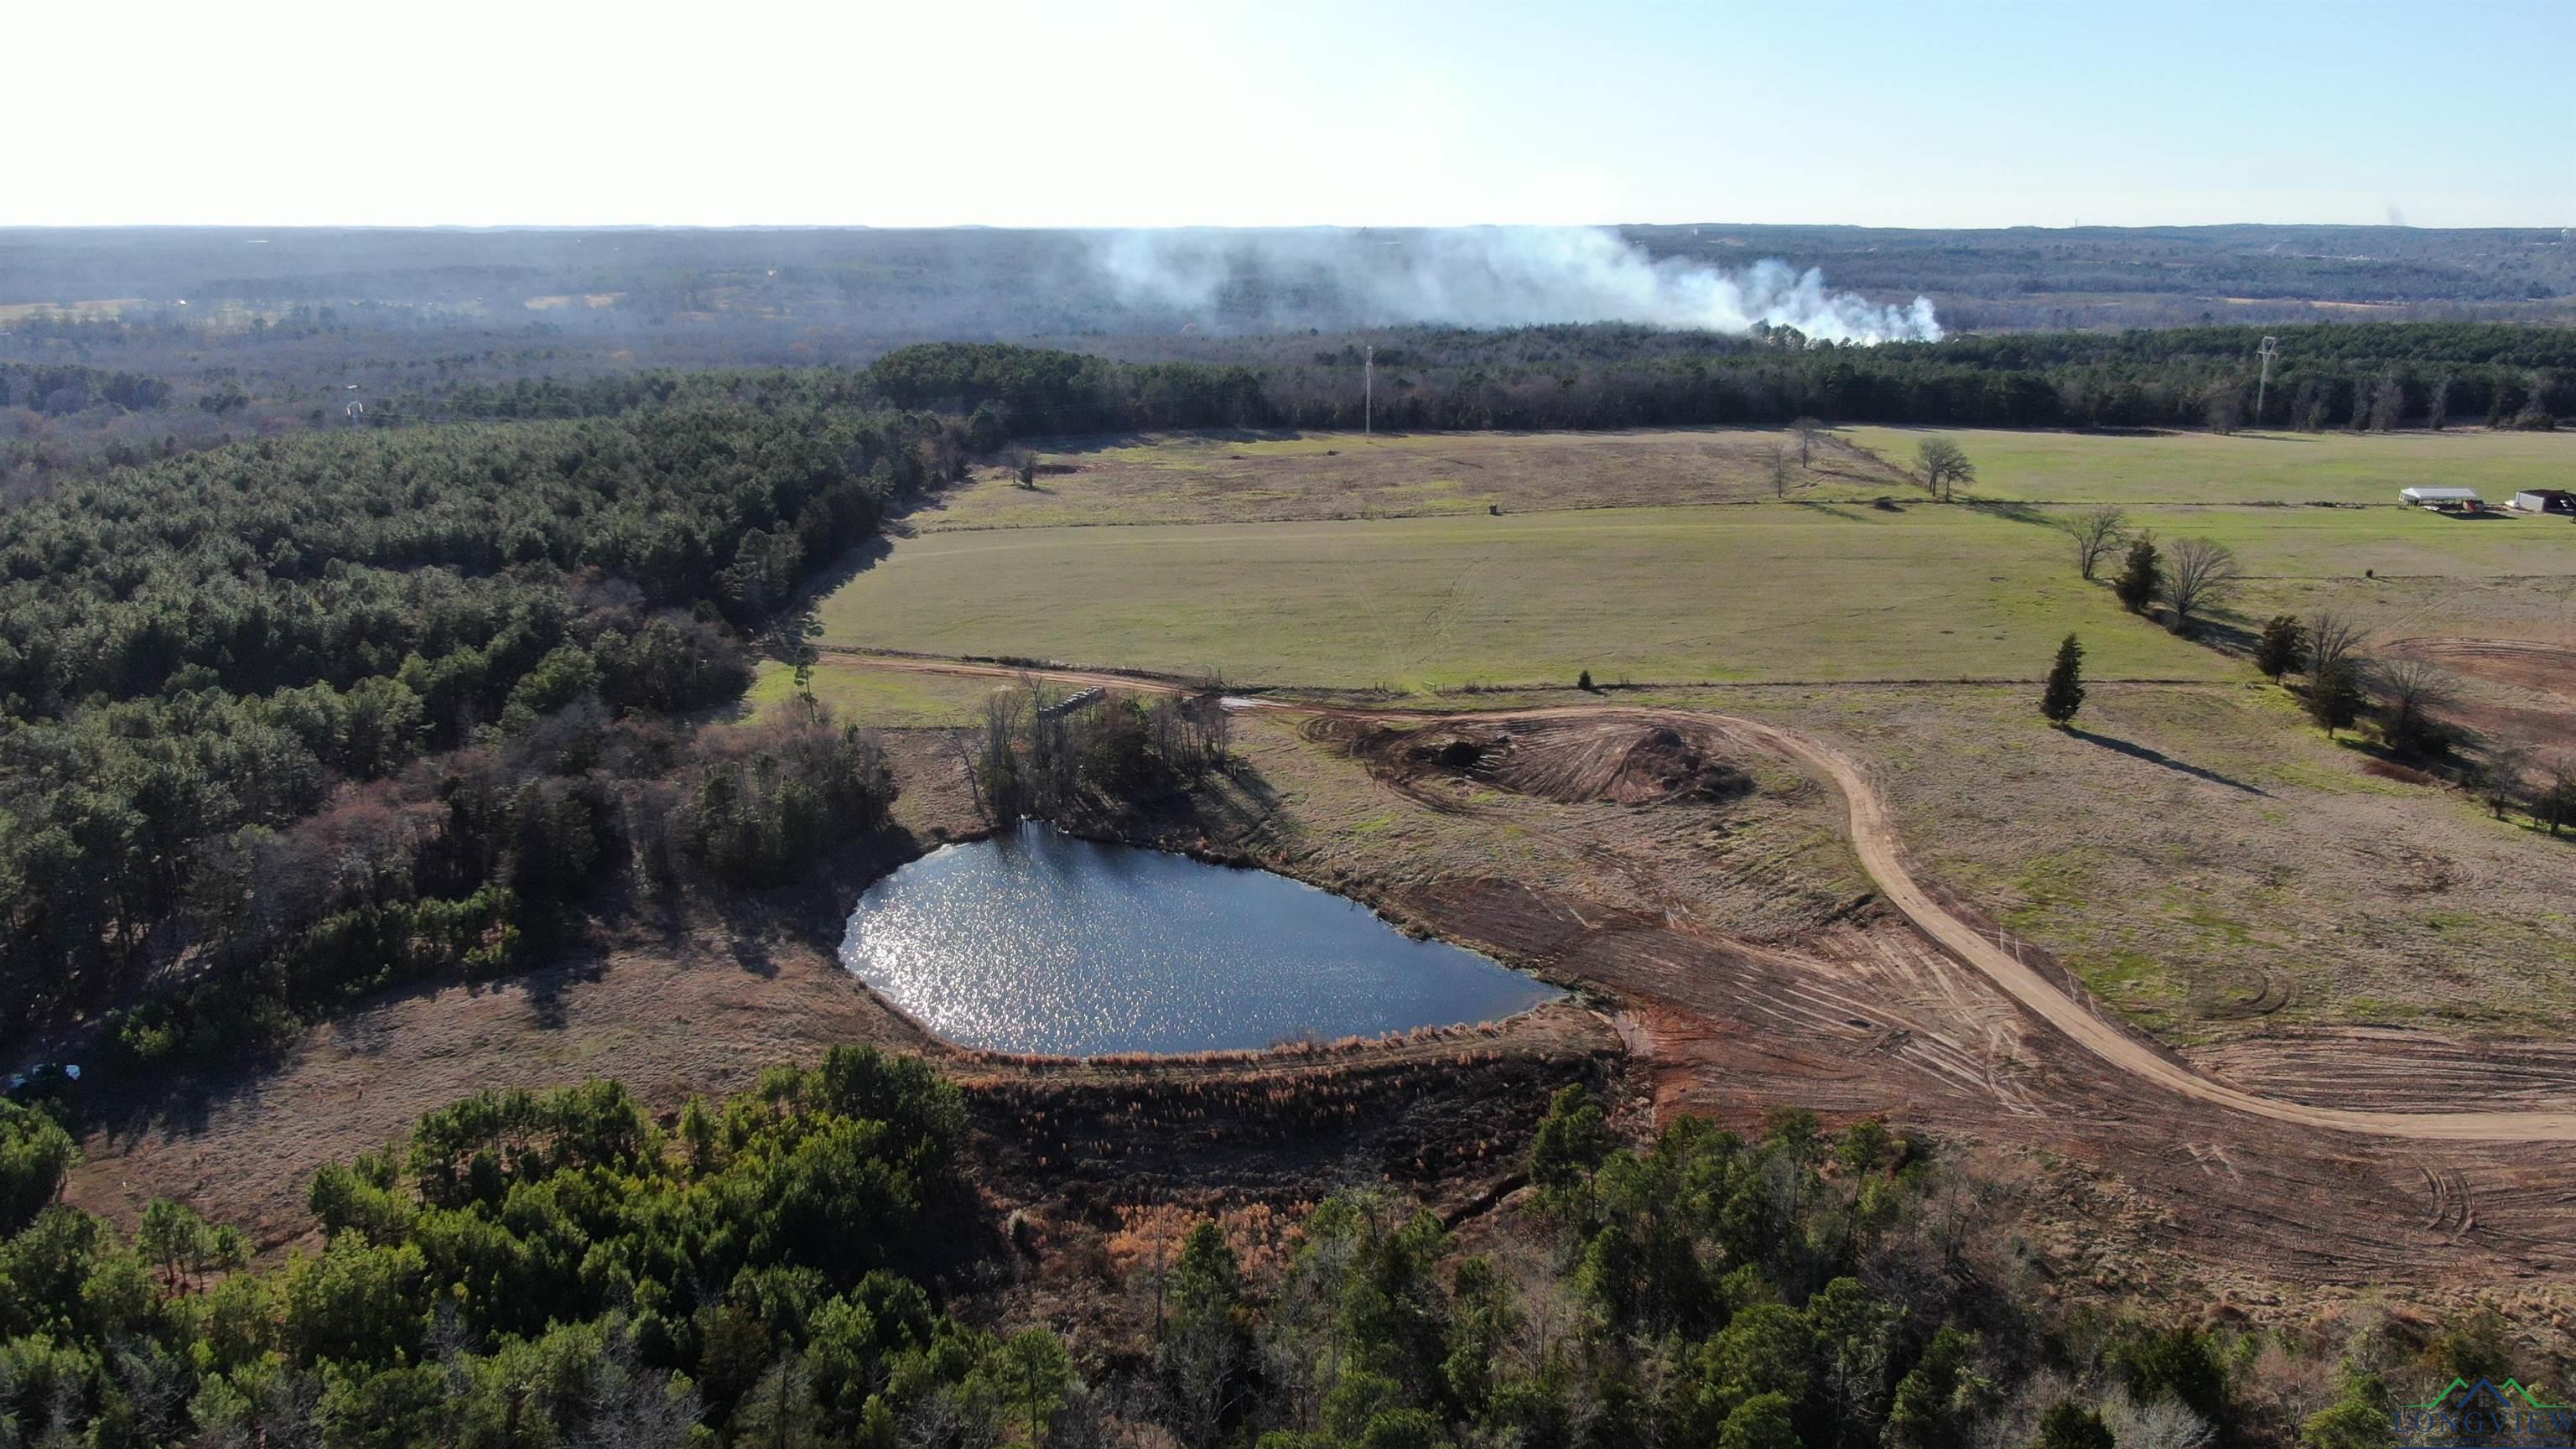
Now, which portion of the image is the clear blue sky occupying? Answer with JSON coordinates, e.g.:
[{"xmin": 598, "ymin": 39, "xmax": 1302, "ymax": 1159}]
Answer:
[{"xmin": 13, "ymin": 0, "xmax": 2573, "ymax": 228}]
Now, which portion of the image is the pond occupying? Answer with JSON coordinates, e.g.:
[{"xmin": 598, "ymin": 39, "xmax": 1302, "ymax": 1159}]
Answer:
[{"xmin": 839, "ymin": 823, "xmax": 1561, "ymax": 1056}]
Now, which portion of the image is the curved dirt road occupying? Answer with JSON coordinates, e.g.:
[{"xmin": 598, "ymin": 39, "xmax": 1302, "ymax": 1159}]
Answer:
[{"xmin": 826, "ymin": 649, "xmax": 2576, "ymax": 1142}]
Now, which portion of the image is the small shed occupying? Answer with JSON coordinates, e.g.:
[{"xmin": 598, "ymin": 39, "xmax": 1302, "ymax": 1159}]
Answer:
[
  {"xmin": 2400, "ymin": 486, "xmax": 2482, "ymax": 512},
  {"xmin": 2512, "ymin": 489, "xmax": 2576, "ymax": 515}
]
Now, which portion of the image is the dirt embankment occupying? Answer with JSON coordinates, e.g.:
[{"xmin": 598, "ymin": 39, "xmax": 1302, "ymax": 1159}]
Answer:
[
  {"xmin": 1306, "ymin": 714, "xmax": 1753, "ymax": 812},
  {"xmin": 957, "ymin": 1013, "xmax": 1618, "ymax": 1218}
]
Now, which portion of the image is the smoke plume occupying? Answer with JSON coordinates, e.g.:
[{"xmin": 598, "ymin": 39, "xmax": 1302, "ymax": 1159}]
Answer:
[{"xmin": 1090, "ymin": 226, "xmax": 1940, "ymax": 344}]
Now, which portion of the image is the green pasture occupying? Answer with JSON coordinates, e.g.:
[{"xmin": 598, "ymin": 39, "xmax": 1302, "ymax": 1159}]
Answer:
[
  {"xmin": 740, "ymin": 658, "xmax": 1003, "ymax": 728},
  {"xmin": 813, "ymin": 504, "xmax": 2236, "ymax": 690},
  {"xmin": 1841, "ymin": 423, "xmax": 2576, "ymax": 506}
]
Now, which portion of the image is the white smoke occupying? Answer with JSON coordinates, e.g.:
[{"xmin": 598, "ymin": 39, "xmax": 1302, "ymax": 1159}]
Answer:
[{"xmin": 1089, "ymin": 226, "xmax": 1941, "ymax": 345}]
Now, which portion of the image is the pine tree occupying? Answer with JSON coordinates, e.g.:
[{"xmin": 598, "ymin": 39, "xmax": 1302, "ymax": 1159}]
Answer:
[
  {"xmin": 2040, "ymin": 635, "xmax": 2085, "ymax": 725},
  {"xmin": 2113, "ymin": 538, "xmax": 2161, "ymax": 614},
  {"xmin": 2035, "ymin": 1400, "xmax": 2115, "ymax": 1449},
  {"xmin": 2308, "ymin": 657, "xmax": 2366, "ymax": 735},
  {"xmin": 2253, "ymin": 615, "xmax": 2309, "ymax": 681}
]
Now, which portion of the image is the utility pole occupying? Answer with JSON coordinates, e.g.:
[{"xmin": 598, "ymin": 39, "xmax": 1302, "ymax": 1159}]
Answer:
[
  {"xmin": 2255, "ymin": 335, "xmax": 2279, "ymax": 428},
  {"xmin": 1363, "ymin": 344, "xmax": 1373, "ymax": 437}
]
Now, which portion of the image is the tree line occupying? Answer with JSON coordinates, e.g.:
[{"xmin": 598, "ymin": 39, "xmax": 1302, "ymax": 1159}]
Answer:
[{"xmin": 859, "ymin": 325, "xmax": 2576, "ymax": 439}]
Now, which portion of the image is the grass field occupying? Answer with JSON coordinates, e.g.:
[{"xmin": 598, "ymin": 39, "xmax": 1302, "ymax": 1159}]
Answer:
[
  {"xmin": 1841, "ymin": 423, "xmax": 2576, "ymax": 506},
  {"xmin": 821, "ymin": 504, "xmax": 2238, "ymax": 688},
  {"xmin": 740, "ymin": 657, "xmax": 1006, "ymax": 726},
  {"xmin": 820, "ymin": 426, "xmax": 2576, "ymax": 689}
]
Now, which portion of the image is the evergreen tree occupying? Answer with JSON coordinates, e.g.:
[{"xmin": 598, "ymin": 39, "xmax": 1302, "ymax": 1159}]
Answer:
[
  {"xmin": 2255, "ymin": 615, "xmax": 2309, "ymax": 681},
  {"xmin": 2041, "ymin": 635, "xmax": 2085, "ymax": 725},
  {"xmin": 2036, "ymin": 1400, "xmax": 2115, "ymax": 1449},
  {"xmin": 2113, "ymin": 538, "xmax": 2162, "ymax": 614},
  {"xmin": 2308, "ymin": 658, "xmax": 2366, "ymax": 735}
]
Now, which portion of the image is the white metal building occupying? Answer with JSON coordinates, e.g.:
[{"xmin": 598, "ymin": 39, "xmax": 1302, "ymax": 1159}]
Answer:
[{"xmin": 2399, "ymin": 486, "xmax": 2482, "ymax": 510}]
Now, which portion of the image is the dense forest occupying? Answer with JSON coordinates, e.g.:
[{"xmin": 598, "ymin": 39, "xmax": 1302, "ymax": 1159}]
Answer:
[
  {"xmin": 0, "ymin": 1061, "xmax": 2470, "ymax": 1446},
  {"xmin": 0, "ymin": 385, "xmax": 965, "ymax": 1060}
]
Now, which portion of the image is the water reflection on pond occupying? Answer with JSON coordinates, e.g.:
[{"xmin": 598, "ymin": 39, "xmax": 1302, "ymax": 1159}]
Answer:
[{"xmin": 839, "ymin": 823, "xmax": 1560, "ymax": 1056}]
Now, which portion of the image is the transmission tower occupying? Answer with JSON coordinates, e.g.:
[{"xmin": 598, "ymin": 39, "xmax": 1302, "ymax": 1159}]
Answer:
[
  {"xmin": 2255, "ymin": 335, "xmax": 2279, "ymax": 427},
  {"xmin": 1363, "ymin": 344, "xmax": 1373, "ymax": 437}
]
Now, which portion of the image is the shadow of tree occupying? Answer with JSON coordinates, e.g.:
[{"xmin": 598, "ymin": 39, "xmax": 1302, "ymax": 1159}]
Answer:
[
  {"xmin": 1961, "ymin": 498, "xmax": 2054, "ymax": 527},
  {"xmin": 2066, "ymin": 726, "xmax": 2272, "ymax": 797}
]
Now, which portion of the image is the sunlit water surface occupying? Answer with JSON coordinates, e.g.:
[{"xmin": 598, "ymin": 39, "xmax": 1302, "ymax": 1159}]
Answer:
[{"xmin": 840, "ymin": 823, "xmax": 1561, "ymax": 1056}]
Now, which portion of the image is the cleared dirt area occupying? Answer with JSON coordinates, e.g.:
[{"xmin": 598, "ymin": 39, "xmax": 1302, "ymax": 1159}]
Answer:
[
  {"xmin": 2382, "ymin": 632, "xmax": 2576, "ymax": 751},
  {"xmin": 2397, "ymin": 636, "xmax": 2576, "ymax": 699},
  {"xmin": 914, "ymin": 428, "xmax": 1912, "ymax": 531},
  {"xmin": 1306, "ymin": 714, "xmax": 1754, "ymax": 810}
]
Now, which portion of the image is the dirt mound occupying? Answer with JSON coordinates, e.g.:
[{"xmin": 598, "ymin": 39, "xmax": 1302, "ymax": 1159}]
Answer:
[{"xmin": 1306, "ymin": 714, "xmax": 1753, "ymax": 811}]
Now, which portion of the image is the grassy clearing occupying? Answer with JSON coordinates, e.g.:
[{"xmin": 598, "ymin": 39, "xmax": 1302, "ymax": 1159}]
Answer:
[
  {"xmin": 740, "ymin": 657, "xmax": 1003, "ymax": 727},
  {"xmin": 912, "ymin": 428, "xmax": 1910, "ymax": 531},
  {"xmin": 1841, "ymin": 423, "xmax": 2576, "ymax": 506},
  {"xmin": 818, "ymin": 505, "xmax": 2235, "ymax": 689}
]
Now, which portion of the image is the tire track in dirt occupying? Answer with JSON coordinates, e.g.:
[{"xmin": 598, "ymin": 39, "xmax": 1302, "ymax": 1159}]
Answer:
[{"xmin": 837, "ymin": 650, "xmax": 2576, "ymax": 1144}]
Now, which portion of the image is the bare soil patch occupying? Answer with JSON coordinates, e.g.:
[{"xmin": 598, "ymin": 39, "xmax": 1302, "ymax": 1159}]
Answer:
[
  {"xmin": 1303, "ymin": 714, "xmax": 1758, "ymax": 813},
  {"xmin": 2391, "ymin": 636, "xmax": 2576, "ymax": 700}
]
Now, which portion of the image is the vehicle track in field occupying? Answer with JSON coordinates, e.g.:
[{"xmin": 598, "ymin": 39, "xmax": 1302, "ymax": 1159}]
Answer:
[{"xmin": 826, "ymin": 648, "xmax": 2576, "ymax": 1142}]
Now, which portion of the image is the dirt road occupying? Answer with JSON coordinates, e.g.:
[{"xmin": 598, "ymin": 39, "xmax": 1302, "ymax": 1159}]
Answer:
[{"xmin": 833, "ymin": 649, "xmax": 2576, "ymax": 1144}]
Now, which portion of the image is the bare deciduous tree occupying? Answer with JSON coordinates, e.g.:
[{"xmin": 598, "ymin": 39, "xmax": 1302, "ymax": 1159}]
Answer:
[
  {"xmin": 1792, "ymin": 415, "xmax": 1822, "ymax": 469},
  {"xmin": 2371, "ymin": 658, "xmax": 2458, "ymax": 756},
  {"xmin": 2306, "ymin": 611, "xmax": 2368, "ymax": 677},
  {"xmin": 2367, "ymin": 373, "xmax": 2407, "ymax": 432},
  {"xmin": 2478, "ymin": 737, "xmax": 2534, "ymax": 818},
  {"xmin": 1914, "ymin": 436, "xmax": 1974, "ymax": 501},
  {"xmin": 2156, "ymin": 537, "xmax": 2241, "ymax": 632},
  {"xmin": 2203, "ymin": 384, "xmax": 2243, "ymax": 434},
  {"xmin": 2427, "ymin": 375, "xmax": 2453, "ymax": 431},
  {"xmin": 2540, "ymin": 753, "xmax": 2576, "ymax": 835},
  {"xmin": 2068, "ymin": 506, "xmax": 2128, "ymax": 580},
  {"xmin": 1769, "ymin": 442, "xmax": 1792, "ymax": 500},
  {"xmin": 2101, "ymin": 1388, "xmax": 2216, "ymax": 1449}
]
